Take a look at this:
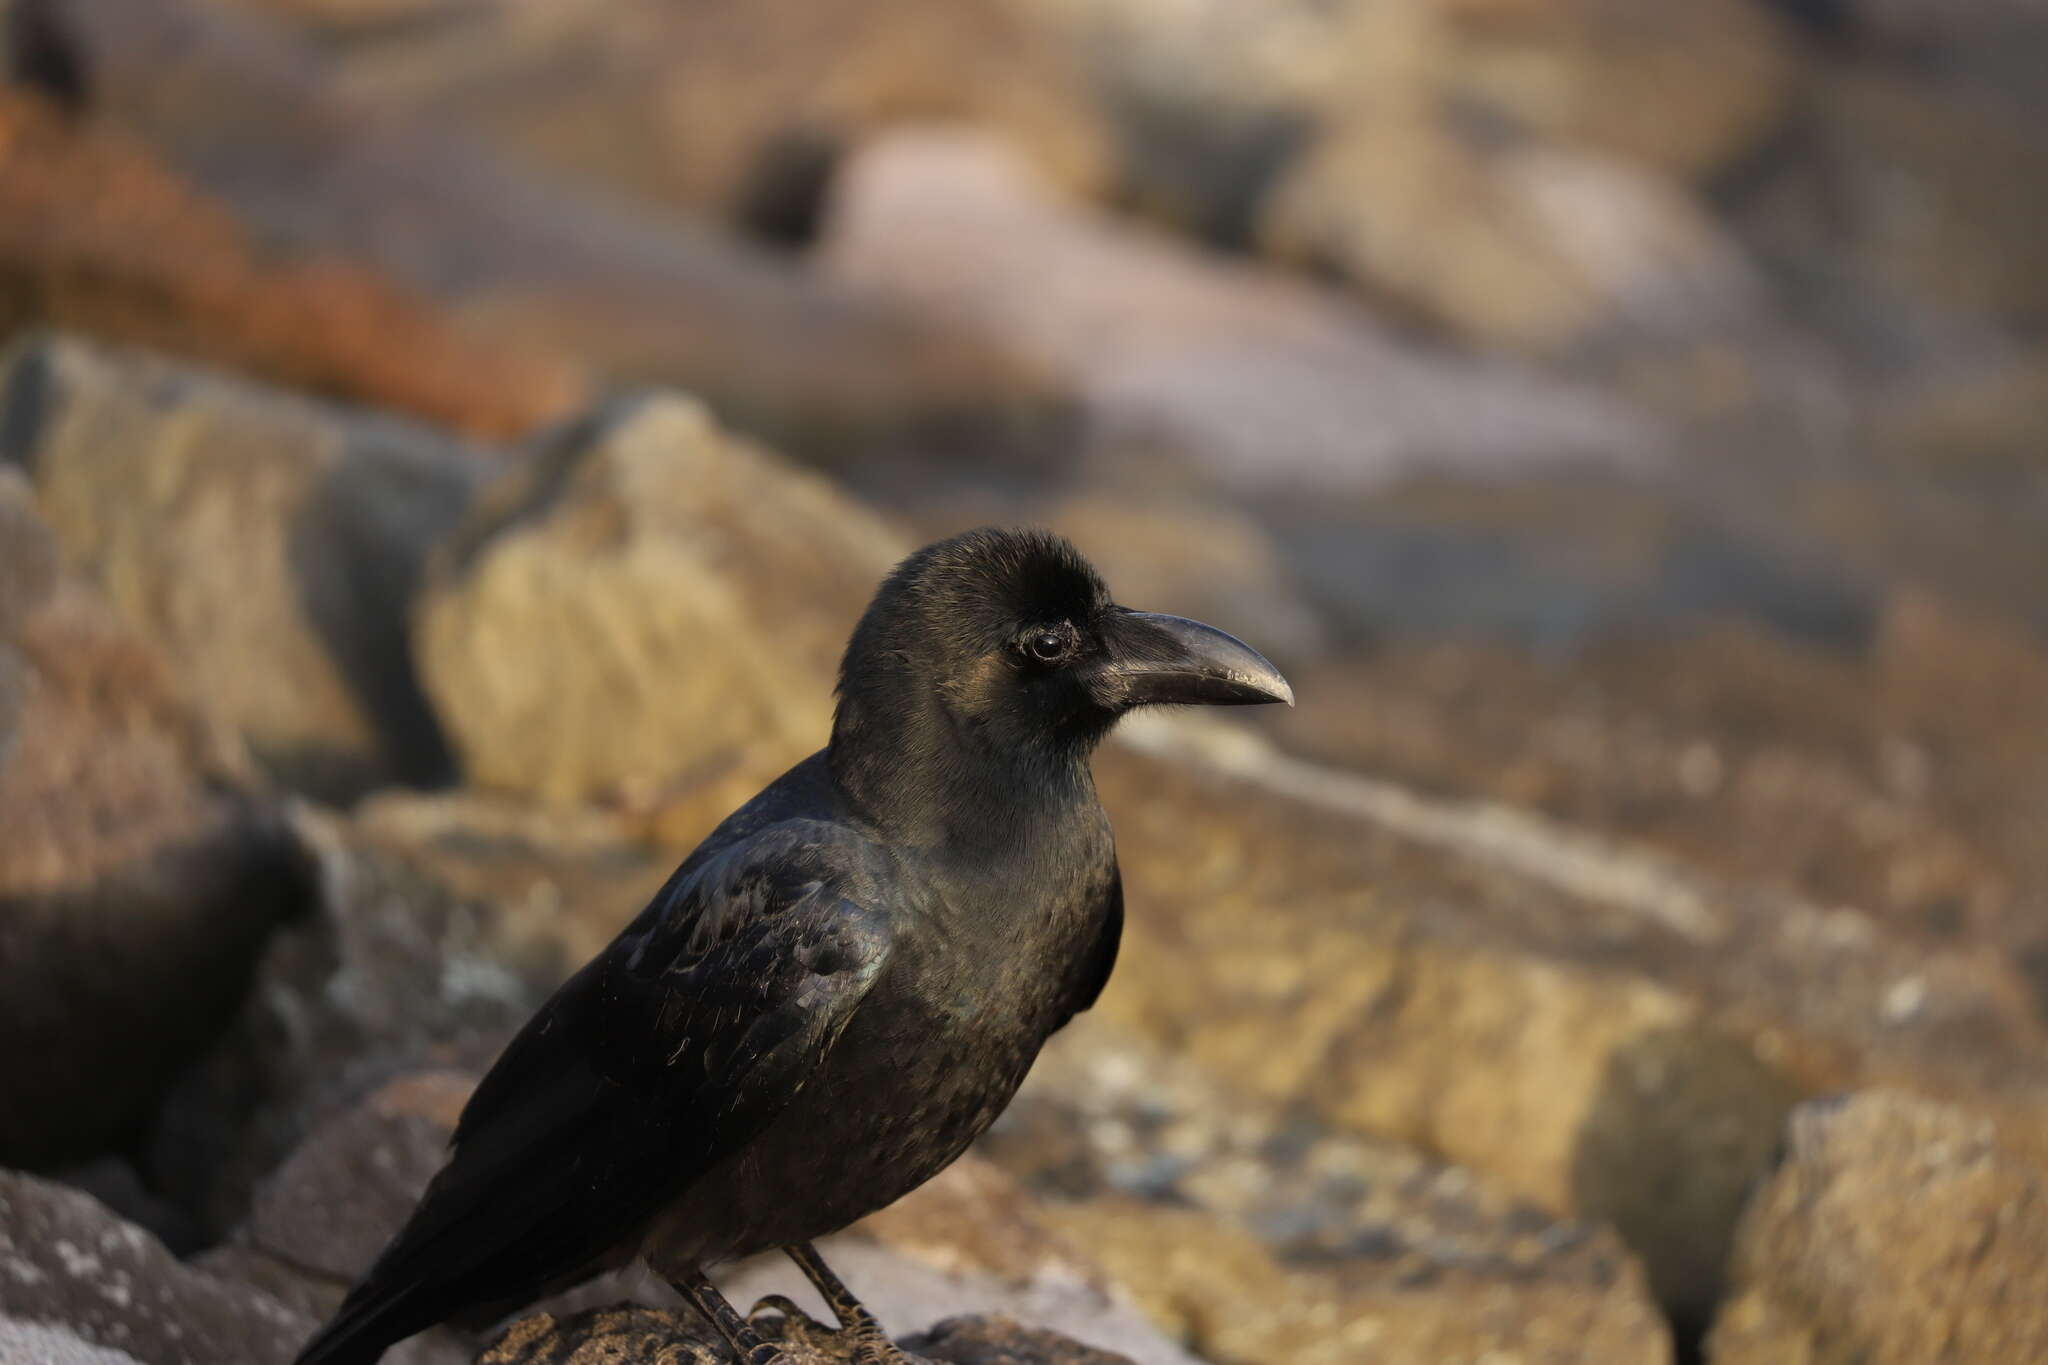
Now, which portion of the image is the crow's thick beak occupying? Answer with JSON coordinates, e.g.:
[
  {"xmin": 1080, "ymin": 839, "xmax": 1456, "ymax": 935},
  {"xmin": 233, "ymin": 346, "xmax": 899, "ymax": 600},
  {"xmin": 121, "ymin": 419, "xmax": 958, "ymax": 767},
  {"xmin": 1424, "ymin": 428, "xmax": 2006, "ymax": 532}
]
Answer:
[{"xmin": 1097, "ymin": 610, "xmax": 1294, "ymax": 710}]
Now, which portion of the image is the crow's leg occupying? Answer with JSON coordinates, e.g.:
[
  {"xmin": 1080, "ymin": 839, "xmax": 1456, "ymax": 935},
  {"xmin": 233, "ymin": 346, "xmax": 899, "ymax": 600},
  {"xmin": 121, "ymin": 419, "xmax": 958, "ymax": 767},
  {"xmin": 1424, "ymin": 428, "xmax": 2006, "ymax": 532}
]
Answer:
[
  {"xmin": 674, "ymin": 1268, "xmax": 789, "ymax": 1365},
  {"xmin": 784, "ymin": 1242, "xmax": 910, "ymax": 1365}
]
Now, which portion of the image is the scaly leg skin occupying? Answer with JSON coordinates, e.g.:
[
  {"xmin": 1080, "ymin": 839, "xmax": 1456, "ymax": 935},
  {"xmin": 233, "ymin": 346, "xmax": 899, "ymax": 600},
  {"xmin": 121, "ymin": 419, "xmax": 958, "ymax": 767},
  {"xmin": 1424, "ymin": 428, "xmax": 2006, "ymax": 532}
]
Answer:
[
  {"xmin": 785, "ymin": 1242, "xmax": 912, "ymax": 1365},
  {"xmin": 745, "ymin": 1293, "xmax": 846, "ymax": 1356},
  {"xmin": 675, "ymin": 1268, "xmax": 791, "ymax": 1365}
]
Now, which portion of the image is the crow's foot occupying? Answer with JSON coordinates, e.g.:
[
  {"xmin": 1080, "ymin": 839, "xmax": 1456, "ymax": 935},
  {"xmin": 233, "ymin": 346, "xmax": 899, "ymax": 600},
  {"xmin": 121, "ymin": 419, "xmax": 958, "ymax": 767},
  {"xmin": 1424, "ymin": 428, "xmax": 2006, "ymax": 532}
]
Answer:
[
  {"xmin": 674, "ymin": 1268, "xmax": 794, "ymax": 1365},
  {"xmin": 745, "ymin": 1292, "xmax": 912, "ymax": 1364}
]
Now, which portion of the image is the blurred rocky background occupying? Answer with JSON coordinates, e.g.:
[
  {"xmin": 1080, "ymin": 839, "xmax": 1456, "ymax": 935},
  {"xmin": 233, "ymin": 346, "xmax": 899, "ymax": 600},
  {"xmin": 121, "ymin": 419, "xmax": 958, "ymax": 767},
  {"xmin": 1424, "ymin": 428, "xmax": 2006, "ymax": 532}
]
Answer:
[{"xmin": 2, "ymin": 0, "xmax": 2046, "ymax": 1361}]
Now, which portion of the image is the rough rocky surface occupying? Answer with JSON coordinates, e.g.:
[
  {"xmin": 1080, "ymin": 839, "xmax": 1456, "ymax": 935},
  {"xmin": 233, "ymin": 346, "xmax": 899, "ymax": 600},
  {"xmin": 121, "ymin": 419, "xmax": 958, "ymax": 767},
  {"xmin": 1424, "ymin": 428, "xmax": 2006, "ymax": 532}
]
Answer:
[
  {"xmin": 985, "ymin": 1025, "xmax": 1673, "ymax": 1365},
  {"xmin": 1260, "ymin": 116, "xmax": 1763, "ymax": 353},
  {"xmin": 191, "ymin": 1069, "xmax": 477, "ymax": 1365},
  {"xmin": 348, "ymin": 788, "xmax": 675, "ymax": 972},
  {"xmin": 1734, "ymin": 64, "xmax": 2048, "ymax": 333},
  {"xmin": 0, "ymin": 469, "xmax": 306, "ymax": 1167},
  {"xmin": 1093, "ymin": 712, "xmax": 2048, "ymax": 1325},
  {"xmin": 141, "ymin": 809, "xmax": 548, "ymax": 1237},
  {"xmin": 2, "ymin": 0, "xmax": 2045, "ymax": 1358},
  {"xmin": 38, "ymin": 0, "xmax": 1069, "ymax": 461},
  {"xmin": 0, "ymin": 87, "xmax": 581, "ymax": 439},
  {"xmin": 730, "ymin": 1161, "xmax": 1201, "ymax": 1365},
  {"xmin": 190, "ymin": 1064, "xmax": 1190, "ymax": 1365},
  {"xmin": 0, "ymin": 1170, "xmax": 312, "ymax": 1365},
  {"xmin": 1274, "ymin": 602, "xmax": 2048, "ymax": 970},
  {"xmin": 416, "ymin": 394, "xmax": 905, "ymax": 805},
  {"xmin": 1009, "ymin": 0, "xmax": 1792, "ymax": 340},
  {"xmin": 478, "ymin": 1307, "xmax": 1138, "ymax": 1365},
  {"xmin": 0, "ymin": 1317, "xmax": 150, "ymax": 1365},
  {"xmin": 278, "ymin": 0, "xmax": 1111, "ymax": 225},
  {"xmin": 1708, "ymin": 1091, "xmax": 2048, "ymax": 1365},
  {"xmin": 1, "ymin": 333, "xmax": 493, "ymax": 799},
  {"xmin": 821, "ymin": 129, "xmax": 1656, "ymax": 493}
]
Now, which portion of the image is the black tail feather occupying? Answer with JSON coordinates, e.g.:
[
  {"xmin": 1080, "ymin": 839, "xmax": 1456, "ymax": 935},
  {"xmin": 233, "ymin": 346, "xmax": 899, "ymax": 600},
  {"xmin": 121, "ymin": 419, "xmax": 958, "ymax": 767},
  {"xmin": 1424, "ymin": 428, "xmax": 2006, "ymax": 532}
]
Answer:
[{"xmin": 293, "ymin": 1279, "xmax": 437, "ymax": 1365}]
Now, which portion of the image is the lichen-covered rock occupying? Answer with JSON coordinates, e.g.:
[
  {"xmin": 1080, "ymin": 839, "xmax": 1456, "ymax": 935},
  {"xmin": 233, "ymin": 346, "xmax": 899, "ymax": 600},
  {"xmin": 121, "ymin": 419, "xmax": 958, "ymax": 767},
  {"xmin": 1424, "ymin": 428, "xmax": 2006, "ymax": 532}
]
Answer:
[
  {"xmin": 1707, "ymin": 1091, "xmax": 2048, "ymax": 1365},
  {"xmin": 0, "ymin": 469, "xmax": 306, "ymax": 1167},
  {"xmin": 0, "ymin": 334, "xmax": 494, "ymax": 799},
  {"xmin": 416, "ymin": 393, "xmax": 905, "ymax": 806},
  {"xmin": 731, "ymin": 1161, "xmax": 1200, "ymax": 1365},
  {"xmin": 0, "ymin": 1316, "xmax": 150, "ymax": 1365},
  {"xmin": 0, "ymin": 1170, "xmax": 312, "ymax": 1365},
  {"xmin": 477, "ymin": 1306, "xmax": 1137, "ymax": 1365}
]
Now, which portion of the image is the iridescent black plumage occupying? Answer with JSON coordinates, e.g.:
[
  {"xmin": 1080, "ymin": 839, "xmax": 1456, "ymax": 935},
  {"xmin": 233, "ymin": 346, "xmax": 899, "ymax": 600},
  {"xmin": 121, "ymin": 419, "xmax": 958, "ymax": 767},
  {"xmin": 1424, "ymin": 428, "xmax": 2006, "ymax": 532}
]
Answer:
[{"xmin": 295, "ymin": 528, "xmax": 1290, "ymax": 1365}]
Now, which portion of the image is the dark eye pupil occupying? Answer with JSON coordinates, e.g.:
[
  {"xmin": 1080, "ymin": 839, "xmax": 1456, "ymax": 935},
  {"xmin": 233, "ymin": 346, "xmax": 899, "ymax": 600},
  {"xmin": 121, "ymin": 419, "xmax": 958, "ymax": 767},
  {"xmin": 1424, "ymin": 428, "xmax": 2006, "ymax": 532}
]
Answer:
[{"xmin": 1029, "ymin": 632, "xmax": 1066, "ymax": 661}]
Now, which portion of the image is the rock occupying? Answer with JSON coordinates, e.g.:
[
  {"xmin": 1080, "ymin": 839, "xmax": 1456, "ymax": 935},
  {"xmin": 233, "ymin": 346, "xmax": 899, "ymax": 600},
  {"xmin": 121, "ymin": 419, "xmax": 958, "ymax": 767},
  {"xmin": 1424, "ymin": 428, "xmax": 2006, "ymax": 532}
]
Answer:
[
  {"xmin": 47, "ymin": 1157, "xmax": 202, "ymax": 1257},
  {"xmin": 1794, "ymin": 0, "xmax": 2048, "ymax": 60},
  {"xmin": 1092, "ymin": 712, "xmax": 2048, "ymax": 1323},
  {"xmin": 1051, "ymin": 1199, "xmax": 1667, "ymax": 1365},
  {"xmin": 270, "ymin": 0, "xmax": 1110, "ymax": 227},
  {"xmin": 904, "ymin": 1316, "xmax": 1141, "ymax": 1365},
  {"xmin": 0, "ymin": 1169, "xmax": 312, "ymax": 1365},
  {"xmin": 1260, "ymin": 119, "xmax": 1766, "ymax": 353},
  {"xmin": 0, "ymin": 468, "xmax": 306, "ymax": 1167},
  {"xmin": 1707, "ymin": 1091, "xmax": 2048, "ymax": 1365},
  {"xmin": 415, "ymin": 393, "xmax": 905, "ymax": 806},
  {"xmin": 984, "ymin": 1025, "xmax": 1674, "ymax": 1365},
  {"xmin": 1, "ymin": 333, "xmax": 493, "ymax": 799},
  {"xmin": 0, "ymin": 1317, "xmax": 149, "ymax": 1365},
  {"xmin": 477, "ymin": 1306, "xmax": 1137, "ymax": 1365},
  {"xmin": 1011, "ymin": 0, "xmax": 1793, "ymax": 239},
  {"xmin": 821, "ymin": 128, "xmax": 1657, "ymax": 492},
  {"xmin": 845, "ymin": 1158, "xmax": 1102, "ymax": 1294},
  {"xmin": 726, "ymin": 1158, "xmax": 1199, "ymax": 1365},
  {"xmin": 199, "ymin": 1063, "xmax": 1187, "ymax": 1365},
  {"xmin": 43, "ymin": 0, "xmax": 1069, "ymax": 463},
  {"xmin": 720, "ymin": 1240, "xmax": 1195, "ymax": 1365},
  {"xmin": 477, "ymin": 1309, "xmax": 732, "ymax": 1365},
  {"xmin": 237, "ymin": 1069, "xmax": 476, "ymax": 1287},
  {"xmin": 1271, "ymin": 598, "xmax": 2048, "ymax": 990},
  {"xmin": 1736, "ymin": 66, "xmax": 2048, "ymax": 332},
  {"xmin": 142, "ymin": 809, "xmax": 547, "ymax": 1237},
  {"xmin": 0, "ymin": 87, "xmax": 581, "ymax": 439},
  {"xmin": 187, "ymin": 1069, "xmax": 478, "ymax": 1365},
  {"xmin": 1267, "ymin": 470, "xmax": 1874, "ymax": 648},
  {"xmin": 349, "ymin": 788, "xmax": 675, "ymax": 972},
  {"xmin": 1416, "ymin": 0, "xmax": 1797, "ymax": 180}
]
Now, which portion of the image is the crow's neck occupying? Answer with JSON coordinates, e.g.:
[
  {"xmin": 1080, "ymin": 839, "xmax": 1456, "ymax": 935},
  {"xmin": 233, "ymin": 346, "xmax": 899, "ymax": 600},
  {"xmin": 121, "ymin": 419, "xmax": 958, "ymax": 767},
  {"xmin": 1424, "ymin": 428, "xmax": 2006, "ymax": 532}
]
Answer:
[{"xmin": 828, "ymin": 683, "xmax": 1100, "ymax": 856}]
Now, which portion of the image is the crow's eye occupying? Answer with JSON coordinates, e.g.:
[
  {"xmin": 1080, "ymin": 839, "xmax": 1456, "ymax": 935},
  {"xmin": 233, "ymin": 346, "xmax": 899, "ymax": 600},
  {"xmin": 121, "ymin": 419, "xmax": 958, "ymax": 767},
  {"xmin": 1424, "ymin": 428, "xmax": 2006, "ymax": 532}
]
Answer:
[{"xmin": 1023, "ymin": 627, "xmax": 1074, "ymax": 664}]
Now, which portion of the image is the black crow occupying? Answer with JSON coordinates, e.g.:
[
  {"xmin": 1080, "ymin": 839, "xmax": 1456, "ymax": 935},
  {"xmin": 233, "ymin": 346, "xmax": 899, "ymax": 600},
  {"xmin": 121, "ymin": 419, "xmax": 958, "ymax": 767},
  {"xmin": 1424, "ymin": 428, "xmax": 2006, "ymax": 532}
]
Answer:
[{"xmin": 294, "ymin": 527, "xmax": 1292, "ymax": 1365}]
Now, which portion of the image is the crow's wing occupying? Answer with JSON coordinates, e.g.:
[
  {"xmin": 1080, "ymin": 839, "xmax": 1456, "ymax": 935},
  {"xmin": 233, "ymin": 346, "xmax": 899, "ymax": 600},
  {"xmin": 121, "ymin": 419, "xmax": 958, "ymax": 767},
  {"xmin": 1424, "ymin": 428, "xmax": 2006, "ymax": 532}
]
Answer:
[
  {"xmin": 294, "ymin": 821, "xmax": 892, "ymax": 1365},
  {"xmin": 1059, "ymin": 863, "xmax": 1122, "ymax": 1027}
]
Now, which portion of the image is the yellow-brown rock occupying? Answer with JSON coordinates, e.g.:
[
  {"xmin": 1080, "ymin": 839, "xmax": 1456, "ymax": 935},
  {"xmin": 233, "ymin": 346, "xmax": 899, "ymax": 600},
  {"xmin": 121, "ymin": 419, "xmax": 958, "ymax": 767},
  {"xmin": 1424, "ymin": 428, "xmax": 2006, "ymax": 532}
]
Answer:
[{"xmin": 416, "ymin": 395, "xmax": 905, "ymax": 806}]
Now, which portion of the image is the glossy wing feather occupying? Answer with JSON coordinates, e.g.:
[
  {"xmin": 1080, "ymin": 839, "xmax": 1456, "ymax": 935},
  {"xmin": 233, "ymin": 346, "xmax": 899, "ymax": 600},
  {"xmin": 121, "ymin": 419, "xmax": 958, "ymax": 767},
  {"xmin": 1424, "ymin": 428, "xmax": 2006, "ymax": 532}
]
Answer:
[{"xmin": 293, "ymin": 822, "xmax": 891, "ymax": 1365}]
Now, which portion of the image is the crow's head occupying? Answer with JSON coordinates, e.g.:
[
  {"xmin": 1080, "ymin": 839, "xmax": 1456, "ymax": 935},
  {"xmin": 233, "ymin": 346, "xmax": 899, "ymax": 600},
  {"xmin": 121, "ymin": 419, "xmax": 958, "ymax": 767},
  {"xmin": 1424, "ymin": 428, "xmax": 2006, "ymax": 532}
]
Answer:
[{"xmin": 833, "ymin": 528, "xmax": 1290, "ymax": 772}]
